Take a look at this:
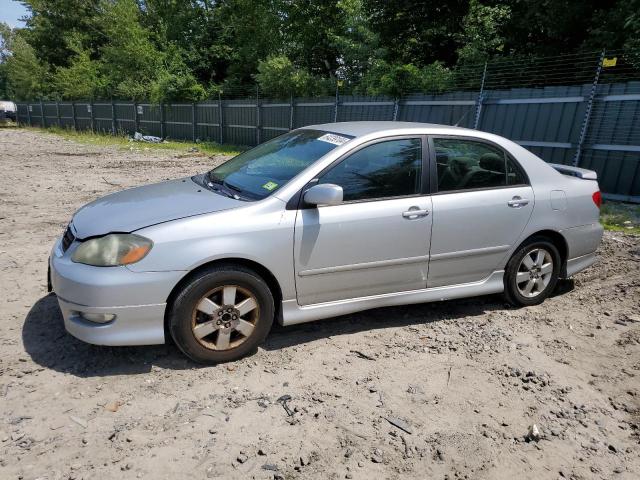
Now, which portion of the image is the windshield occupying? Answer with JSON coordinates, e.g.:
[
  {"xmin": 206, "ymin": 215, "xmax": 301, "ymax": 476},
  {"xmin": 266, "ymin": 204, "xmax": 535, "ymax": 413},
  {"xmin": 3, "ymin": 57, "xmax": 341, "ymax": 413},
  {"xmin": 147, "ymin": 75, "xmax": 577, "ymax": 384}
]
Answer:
[{"xmin": 207, "ymin": 129, "xmax": 353, "ymax": 200}]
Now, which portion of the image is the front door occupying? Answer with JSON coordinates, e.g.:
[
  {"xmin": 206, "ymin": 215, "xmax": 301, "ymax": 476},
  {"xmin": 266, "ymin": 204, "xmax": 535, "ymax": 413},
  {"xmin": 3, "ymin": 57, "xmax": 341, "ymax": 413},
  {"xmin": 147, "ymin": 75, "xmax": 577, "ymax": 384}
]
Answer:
[{"xmin": 294, "ymin": 137, "xmax": 433, "ymax": 305}]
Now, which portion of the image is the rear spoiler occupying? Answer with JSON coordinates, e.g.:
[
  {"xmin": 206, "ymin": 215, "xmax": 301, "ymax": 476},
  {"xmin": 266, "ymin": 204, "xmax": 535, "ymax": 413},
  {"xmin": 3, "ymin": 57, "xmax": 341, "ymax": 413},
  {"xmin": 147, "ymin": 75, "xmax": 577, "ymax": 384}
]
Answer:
[{"xmin": 549, "ymin": 163, "xmax": 597, "ymax": 180}]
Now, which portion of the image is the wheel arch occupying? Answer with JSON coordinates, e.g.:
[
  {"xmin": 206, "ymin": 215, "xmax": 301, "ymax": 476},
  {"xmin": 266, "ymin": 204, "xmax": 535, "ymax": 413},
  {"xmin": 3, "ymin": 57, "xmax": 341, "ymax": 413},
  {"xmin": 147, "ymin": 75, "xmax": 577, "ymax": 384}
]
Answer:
[
  {"xmin": 512, "ymin": 229, "xmax": 569, "ymax": 277},
  {"xmin": 164, "ymin": 258, "xmax": 284, "ymax": 342}
]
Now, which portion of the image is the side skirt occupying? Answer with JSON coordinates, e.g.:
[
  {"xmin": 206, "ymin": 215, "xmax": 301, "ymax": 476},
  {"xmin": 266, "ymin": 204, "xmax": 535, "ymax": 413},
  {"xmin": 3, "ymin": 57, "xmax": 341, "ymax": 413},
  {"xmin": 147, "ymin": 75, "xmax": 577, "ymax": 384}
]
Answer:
[{"xmin": 281, "ymin": 271, "xmax": 505, "ymax": 326}]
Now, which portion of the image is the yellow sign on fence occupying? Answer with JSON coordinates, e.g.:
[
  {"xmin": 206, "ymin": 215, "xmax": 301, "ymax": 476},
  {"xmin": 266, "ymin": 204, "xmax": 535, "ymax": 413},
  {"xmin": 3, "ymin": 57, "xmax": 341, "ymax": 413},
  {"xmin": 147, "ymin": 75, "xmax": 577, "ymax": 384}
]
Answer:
[{"xmin": 603, "ymin": 57, "xmax": 617, "ymax": 68}]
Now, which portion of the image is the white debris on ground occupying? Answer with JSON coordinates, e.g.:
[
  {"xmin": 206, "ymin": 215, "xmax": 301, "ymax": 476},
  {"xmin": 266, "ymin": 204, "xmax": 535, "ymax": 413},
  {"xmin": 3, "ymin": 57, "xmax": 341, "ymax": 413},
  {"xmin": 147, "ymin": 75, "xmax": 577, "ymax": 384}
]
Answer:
[
  {"xmin": 0, "ymin": 128, "xmax": 638, "ymax": 479},
  {"xmin": 132, "ymin": 131, "xmax": 162, "ymax": 143}
]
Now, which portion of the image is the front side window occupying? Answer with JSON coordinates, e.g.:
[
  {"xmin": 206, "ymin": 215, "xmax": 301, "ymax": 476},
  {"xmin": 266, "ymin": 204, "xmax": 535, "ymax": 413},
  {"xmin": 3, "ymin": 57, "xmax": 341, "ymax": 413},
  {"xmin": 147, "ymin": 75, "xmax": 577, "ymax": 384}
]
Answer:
[
  {"xmin": 434, "ymin": 138, "xmax": 527, "ymax": 192},
  {"xmin": 318, "ymin": 138, "xmax": 422, "ymax": 202},
  {"xmin": 208, "ymin": 129, "xmax": 353, "ymax": 200}
]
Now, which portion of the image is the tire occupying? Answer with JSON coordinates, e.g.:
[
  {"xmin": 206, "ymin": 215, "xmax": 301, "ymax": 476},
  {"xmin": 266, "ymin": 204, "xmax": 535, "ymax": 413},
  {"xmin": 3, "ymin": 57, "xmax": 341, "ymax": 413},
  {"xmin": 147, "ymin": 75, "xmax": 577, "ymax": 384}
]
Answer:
[
  {"xmin": 168, "ymin": 264, "xmax": 274, "ymax": 364},
  {"xmin": 504, "ymin": 237, "xmax": 561, "ymax": 307}
]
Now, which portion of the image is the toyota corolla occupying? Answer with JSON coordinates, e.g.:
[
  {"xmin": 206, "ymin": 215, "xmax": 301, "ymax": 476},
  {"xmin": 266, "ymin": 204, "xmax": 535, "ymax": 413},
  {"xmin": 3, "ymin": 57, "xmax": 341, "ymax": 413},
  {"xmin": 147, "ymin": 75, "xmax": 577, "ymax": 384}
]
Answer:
[{"xmin": 49, "ymin": 122, "xmax": 603, "ymax": 363}]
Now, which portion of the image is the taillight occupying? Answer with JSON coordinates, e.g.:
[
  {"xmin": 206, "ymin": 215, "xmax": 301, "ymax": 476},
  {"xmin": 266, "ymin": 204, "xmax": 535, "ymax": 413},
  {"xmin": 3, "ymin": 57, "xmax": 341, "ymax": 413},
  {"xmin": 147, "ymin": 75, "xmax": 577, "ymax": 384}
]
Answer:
[{"xmin": 592, "ymin": 191, "xmax": 602, "ymax": 209}]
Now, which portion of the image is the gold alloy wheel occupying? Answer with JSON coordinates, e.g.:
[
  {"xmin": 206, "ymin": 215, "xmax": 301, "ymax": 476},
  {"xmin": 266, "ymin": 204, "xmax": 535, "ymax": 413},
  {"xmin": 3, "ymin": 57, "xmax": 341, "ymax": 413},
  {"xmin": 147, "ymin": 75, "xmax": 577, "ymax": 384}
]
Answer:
[{"xmin": 190, "ymin": 285, "xmax": 260, "ymax": 350}]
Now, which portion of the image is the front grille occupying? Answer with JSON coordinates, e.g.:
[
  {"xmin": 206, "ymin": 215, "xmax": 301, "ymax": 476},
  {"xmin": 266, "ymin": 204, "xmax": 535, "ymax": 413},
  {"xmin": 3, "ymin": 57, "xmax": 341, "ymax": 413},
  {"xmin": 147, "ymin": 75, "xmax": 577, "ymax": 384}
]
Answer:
[{"xmin": 61, "ymin": 225, "xmax": 75, "ymax": 252}]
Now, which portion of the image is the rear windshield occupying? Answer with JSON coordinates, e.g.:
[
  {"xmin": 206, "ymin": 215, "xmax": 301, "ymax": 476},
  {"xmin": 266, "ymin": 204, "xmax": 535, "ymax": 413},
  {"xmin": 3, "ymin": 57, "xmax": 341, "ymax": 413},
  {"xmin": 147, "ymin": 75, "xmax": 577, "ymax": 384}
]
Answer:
[{"xmin": 207, "ymin": 129, "xmax": 353, "ymax": 200}]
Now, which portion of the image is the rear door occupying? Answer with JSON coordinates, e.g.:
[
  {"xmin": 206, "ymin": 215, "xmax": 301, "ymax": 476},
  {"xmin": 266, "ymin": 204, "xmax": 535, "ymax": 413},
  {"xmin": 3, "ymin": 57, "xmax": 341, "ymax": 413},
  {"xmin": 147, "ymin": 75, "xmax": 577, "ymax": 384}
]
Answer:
[
  {"xmin": 294, "ymin": 136, "xmax": 433, "ymax": 305},
  {"xmin": 427, "ymin": 136, "xmax": 534, "ymax": 287}
]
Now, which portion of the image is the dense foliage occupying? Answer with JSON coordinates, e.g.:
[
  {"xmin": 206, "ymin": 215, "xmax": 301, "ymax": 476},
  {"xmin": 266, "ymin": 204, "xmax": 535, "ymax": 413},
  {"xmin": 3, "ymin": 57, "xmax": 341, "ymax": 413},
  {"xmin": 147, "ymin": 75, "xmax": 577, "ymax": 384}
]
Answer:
[{"xmin": 0, "ymin": 0, "xmax": 638, "ymax": 101}]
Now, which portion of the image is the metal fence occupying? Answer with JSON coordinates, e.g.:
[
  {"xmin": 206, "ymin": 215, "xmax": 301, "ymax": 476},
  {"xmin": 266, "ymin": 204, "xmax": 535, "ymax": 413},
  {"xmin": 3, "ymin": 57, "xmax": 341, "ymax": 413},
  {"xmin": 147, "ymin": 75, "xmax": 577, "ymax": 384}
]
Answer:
[{"xmin": 14, "ymin": 50, "xmax": 640, "ymax": 202}]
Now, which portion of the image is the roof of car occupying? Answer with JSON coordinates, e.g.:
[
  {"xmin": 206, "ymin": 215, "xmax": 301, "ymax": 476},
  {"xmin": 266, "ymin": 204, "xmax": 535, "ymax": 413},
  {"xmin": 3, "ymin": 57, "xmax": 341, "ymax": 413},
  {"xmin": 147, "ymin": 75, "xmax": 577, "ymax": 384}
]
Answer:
[{"xmin": 305, "ymin": 121, "xmax": 471, "ymax": 138}]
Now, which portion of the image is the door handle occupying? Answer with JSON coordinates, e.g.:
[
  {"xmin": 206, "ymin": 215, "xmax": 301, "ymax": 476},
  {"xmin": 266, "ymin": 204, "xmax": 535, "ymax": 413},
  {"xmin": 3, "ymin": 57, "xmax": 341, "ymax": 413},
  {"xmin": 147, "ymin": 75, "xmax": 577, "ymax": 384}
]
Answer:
[
  {"xmin": 402, "ymin": 207, "xmax": 430, "ymax": 219},
  {"xmin": 507, "ymin": 196, "xmax": 529, "ymax": 208}
]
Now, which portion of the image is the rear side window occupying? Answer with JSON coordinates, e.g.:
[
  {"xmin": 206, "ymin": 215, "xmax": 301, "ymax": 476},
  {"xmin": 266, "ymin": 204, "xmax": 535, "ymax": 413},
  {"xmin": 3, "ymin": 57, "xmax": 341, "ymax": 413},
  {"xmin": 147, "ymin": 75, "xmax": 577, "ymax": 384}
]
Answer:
[
  {"xmin": 319, "ymin": 138, "xmax": 422, "ymax": 202},
  {"xmin": 433, "ymin": 138, "xmax": 526, "ymax": 192}
]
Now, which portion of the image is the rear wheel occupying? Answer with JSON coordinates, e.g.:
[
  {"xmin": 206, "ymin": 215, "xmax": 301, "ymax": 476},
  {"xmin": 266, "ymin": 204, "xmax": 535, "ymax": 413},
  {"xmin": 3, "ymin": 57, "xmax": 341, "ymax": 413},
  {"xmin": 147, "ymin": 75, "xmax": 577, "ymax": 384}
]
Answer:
[
  {"xmin": 169, "ymin": 265, "xmax": 274, "ymax": 364},
  {"xmin": 504, "ymin": 237, "xmax": 560, "ymax": 307}
]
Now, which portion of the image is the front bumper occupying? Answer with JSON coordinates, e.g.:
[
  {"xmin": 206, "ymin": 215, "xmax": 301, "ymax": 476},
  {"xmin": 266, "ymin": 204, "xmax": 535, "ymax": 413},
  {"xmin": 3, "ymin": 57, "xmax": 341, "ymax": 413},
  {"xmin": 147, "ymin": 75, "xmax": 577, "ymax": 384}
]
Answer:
[{"xmin": 50, "ymin": 237, "xmax": 186, "ymax": 346}]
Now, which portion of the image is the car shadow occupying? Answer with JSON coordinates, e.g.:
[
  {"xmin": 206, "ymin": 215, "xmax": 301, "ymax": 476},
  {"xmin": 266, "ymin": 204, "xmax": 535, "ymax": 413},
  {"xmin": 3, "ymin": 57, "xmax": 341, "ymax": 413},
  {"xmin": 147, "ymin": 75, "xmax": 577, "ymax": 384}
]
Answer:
[
  {"xmin": 22, "ymin": 294, "xmax": 195, "ymax": 377},
  {"xmin": 24, "ymin": 280, "xmax": 574, "ymax": 377},
  {"xmin": 264, "ymin": 278, "xmax": 575, "ymax": 351}
]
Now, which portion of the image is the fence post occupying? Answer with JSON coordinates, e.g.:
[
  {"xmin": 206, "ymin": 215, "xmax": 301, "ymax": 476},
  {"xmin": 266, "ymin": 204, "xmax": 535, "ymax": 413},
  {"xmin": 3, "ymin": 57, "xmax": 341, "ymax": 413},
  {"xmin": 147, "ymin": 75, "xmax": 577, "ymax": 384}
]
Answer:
[
  {"xmin": 111, "ymin": 99, "xmax": 116, "ymax": 135},
  {"xmin": 133, "ymin": 102, "xmax": 139, "ymax": 133},
  {"xmin": 159, "ymin": 103, "xmax": 165, "ymax": 139},
  {"xmin": 392, "ymin": 97, "xmax": 399, "ymax": 121},
  {"xmin": 27, "ymin": 103, "xmax": 32, "ymax": 126},
  {"xmin": 192, "ymin": 103, "xmax": 197, "ymax": 142},
  {"xmin": 256, "ymin": 86, "xmax": 261, "ymax": 145},
  {"xmin": 89, "ymin": 100, "xmax": 94, "ymax": 132},
  {"xmin": 333, "ymin": 81, "xmax": 339, "ymax": 122},
  {"xmin": 473, "ymin": 62, "xmax": 488, "ymax": 130},
  {"xmin": 573, "ymin": 50, "xmax": 605, "ymax": 167},
  {"xmin": 289, "ymin": 93, "xmax": 295, "ymax": 130},
  {"xmin": 55, "ymin": 100, "xmax": 61, "ymax": 127},
  {"xmin": 40, "ymin": 99, "xmax": 46, "ymax": 128},
  {"xmin": 218, "ymin": 92, "xmax": 224, "ymax": 144},
  {"xmin": 71, "ymin": 101, "xmax": 77, "ymax": 131}
]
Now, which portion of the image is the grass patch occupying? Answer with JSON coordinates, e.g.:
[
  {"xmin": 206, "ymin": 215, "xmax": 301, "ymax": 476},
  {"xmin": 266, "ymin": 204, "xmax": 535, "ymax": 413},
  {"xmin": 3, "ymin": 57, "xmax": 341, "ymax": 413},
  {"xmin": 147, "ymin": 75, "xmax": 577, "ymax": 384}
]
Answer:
[
  {"xmin": 601, "ymin": 201, "xmax": 640, "ymax": 234},
  {"xmin": 24, "ymin": 126, "xmax": 245, "ymax": 156}
]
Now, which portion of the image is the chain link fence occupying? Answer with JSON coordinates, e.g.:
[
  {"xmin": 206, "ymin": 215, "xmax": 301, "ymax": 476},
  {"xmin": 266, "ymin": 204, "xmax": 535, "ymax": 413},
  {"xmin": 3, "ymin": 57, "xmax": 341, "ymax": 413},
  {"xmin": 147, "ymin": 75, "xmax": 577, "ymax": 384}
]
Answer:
[{"xmin": 15, "ymin": 50, "xmax": 640, "ymax": 202}]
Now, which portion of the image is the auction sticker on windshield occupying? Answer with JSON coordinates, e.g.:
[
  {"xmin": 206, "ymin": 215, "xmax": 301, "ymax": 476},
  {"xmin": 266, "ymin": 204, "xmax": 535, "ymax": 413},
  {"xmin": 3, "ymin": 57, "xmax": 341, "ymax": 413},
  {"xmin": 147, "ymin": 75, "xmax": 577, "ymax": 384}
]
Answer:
[
  {"xmin": 262, "ymin": 181, "xmax": 279, "ymax": 191},
  {"xmin": 317, "ymin": 133, "xmax": 350, "ymax": 145}
]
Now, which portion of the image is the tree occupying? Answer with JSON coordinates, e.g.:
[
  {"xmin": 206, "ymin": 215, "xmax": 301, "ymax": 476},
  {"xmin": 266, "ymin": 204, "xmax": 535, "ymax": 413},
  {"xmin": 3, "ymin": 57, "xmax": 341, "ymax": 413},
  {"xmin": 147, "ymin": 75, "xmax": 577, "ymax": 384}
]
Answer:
[
  {"xmin": 52, "ymin": 35, "xmax": 104, "ymax": 99},
  {"xmin": 4, "ymin": 0, "xmax": 640, "ymax": 101},
  {"xmin": 20, "ymin": 0, "xmax": 104, "ymax": 68},
  {"xmin": 365, "ymin": 0, "xmax": 469, "ymax": 67},
  {"xmin": 456, "ymin": 0, "xmax": 510, "ymax": 64},
  {"xmin": 217, "ymin": 0, "xmax": 282, "ymax": 86},
  {"xmin": 359, "ymin": 61, "xmax": 454, "ymax": 97},
  {"xmin": 2, "ymin": 25, "xmax": 49, "ymax": 100},
  {"xmin": 328, "ymin": 0, "xmax": 385, "ymax": 83},
  {"xmin": 98, "ymin": 0, "xmax": 164, "ymax": 99},
  {"xmin": 149, "ymin": 45, "xmax": 207, "ymax": 102},
  {"xmin": 255, "ymin": 55, "xmax": 332, "ymax": 98}
]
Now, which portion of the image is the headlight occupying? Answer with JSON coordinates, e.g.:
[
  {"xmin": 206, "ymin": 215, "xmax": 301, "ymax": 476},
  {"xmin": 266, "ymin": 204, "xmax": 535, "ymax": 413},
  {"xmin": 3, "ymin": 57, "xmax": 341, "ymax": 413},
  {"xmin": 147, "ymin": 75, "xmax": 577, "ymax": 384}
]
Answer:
[{"xmin": 71, "ymin": 234, "xmax": 153, "ymax": 266}]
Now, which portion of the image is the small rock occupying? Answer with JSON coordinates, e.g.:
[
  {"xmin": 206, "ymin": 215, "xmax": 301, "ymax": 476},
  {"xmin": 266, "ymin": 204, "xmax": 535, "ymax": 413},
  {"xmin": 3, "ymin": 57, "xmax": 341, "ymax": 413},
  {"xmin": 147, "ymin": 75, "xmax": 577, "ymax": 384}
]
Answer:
[
  {"xmin": 104, "ymin": 400, "xmax": 121, "ymax": 413},
  {"xmin": 371, "ymin": 448, "xmax": 384, "ymax": 463},
  {"xmin": 524, "ymin": 424, "xmax": 541, "ymax": 442},
  {"xmin": 237, "ymin": 453, "xmax": 248, "ymax": 464}
]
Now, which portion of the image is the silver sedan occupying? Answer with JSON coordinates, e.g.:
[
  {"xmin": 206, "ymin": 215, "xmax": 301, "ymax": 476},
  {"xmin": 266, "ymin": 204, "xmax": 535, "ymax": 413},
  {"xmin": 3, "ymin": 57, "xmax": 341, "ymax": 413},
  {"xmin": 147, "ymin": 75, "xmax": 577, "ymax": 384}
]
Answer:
[{"xmin": 49, "ymin": 122, "xmax": 603, "ymax": 363}]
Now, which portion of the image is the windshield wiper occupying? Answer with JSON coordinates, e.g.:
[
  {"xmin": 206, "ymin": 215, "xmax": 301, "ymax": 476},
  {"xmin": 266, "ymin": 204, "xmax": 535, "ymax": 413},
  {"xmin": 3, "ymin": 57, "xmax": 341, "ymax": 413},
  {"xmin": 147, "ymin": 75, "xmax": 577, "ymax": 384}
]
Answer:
[
  {"xmin": 206, "ymin": 172, "xmax": 252, "ymax": 201},
  {"xmin": 223, "ymin": 181, "xmax": 242, "ymax": 194},
  {"xmin": 204, "ymin": 172, "xmax": 237, "ymax": 199}
]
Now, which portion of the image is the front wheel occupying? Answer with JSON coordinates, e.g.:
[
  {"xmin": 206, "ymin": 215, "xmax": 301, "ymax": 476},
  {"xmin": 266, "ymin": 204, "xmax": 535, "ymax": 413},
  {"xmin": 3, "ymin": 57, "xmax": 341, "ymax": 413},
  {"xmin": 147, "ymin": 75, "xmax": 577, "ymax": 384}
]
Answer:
[
  {"xmin": 504, "ymin": 238, "xmax": 561, "ymax": 307},
  {"xmin": 168, "ymin": 265, "xmax": 274, "ymax": 364}
]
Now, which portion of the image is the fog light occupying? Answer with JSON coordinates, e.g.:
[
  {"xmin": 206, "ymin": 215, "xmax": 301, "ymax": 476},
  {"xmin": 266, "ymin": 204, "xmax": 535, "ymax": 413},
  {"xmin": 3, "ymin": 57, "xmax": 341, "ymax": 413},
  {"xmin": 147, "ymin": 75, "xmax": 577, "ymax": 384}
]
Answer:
[{"xmin": 79, "ymin": 312, "xmax": 116, "ymax": 324}]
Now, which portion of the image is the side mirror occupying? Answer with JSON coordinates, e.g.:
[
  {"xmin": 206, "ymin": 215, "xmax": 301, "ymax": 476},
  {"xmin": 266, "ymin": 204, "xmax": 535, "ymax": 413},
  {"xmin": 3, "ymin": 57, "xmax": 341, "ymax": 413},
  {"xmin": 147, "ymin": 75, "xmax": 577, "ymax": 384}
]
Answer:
[{"xmin": 304, "ymin": 183, "xmax": 343, "ymax": 206}]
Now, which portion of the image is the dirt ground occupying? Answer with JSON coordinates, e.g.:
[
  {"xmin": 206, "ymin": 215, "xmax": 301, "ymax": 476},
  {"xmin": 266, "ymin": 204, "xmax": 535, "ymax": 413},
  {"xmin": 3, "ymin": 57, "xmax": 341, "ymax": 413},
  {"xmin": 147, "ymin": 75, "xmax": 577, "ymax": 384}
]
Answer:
[{"xmin": 0, "ymin": 127, "xmax": 639, "ymax": 480}]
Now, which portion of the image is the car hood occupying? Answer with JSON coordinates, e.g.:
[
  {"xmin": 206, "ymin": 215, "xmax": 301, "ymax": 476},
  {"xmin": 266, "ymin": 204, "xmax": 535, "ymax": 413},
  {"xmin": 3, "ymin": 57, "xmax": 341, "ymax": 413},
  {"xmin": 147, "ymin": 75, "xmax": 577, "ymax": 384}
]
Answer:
[{"xmin": 72, "ymin": 177, "xmax": 244, "ymax": 238}]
